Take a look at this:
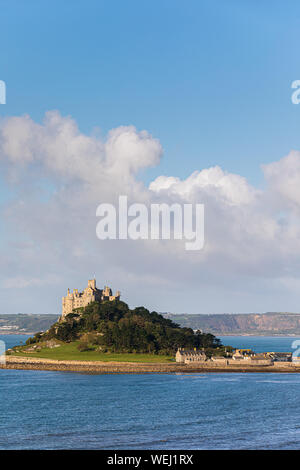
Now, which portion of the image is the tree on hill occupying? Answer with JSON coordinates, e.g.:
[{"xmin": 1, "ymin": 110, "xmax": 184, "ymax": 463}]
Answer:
[{"xmin": 27, "ymin": 300, "xmax": 223, "ymax": 355}]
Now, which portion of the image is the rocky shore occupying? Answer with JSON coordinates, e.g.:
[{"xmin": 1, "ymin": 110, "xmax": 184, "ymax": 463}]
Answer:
[{"xmin": 2, "ymin": 356, "xmax": 300, "ymax": 373}]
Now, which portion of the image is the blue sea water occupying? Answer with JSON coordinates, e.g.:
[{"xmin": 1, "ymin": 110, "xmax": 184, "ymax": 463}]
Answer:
[
  {"xmin": 218, "ymin": 335, "xmax": 300, "ymax": 353},
  {"xmin": 1, "ymin": 334, "xmax": 300, "ymax": 450},
  {"xmin": 2, "ymin": 335, "xmax": 30, "ymax": 350}
]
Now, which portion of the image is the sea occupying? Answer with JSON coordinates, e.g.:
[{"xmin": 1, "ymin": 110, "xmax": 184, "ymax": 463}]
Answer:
[{"xmin": 1, "ymin": 334, "xmax": 300, "ymax": 450}]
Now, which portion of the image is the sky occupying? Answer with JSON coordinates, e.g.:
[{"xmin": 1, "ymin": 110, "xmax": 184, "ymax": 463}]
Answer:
[{"xmin": 1, "ymin": 0, "xmax": 300, "ymax": 314}]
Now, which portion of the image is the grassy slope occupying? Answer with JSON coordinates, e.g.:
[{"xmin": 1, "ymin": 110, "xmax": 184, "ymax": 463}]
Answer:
[{"xmin": 11, "ymin": 341, "xmax": 174, "ymax": 363}]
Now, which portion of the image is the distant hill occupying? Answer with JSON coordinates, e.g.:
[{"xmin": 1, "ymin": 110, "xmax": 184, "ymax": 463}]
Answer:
[
  {"xmin": 0, "ymin": 314, "xmax": 59, "ymax": 334},
  {"xmin": 162, "ymin": 312, "xmax": 300, "ymax": 336}
]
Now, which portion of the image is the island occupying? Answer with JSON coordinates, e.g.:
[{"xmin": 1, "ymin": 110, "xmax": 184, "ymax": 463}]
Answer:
[{"xmin": 2, "ymin": 279, "xmax": 300, "ymax": 374}]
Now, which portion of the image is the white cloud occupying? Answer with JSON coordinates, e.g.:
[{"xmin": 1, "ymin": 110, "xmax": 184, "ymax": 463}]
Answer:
[
  {"xmin": 2, "ymin": 275, "xmax": 61, "ymax": 289},
  {"xmin": 1, "ymin": 111, "xmax": 300, "ymax": 313},
  {"xmin": 0, "ymin": 111, "xmax": 162, "ymax": 193},
  {"xmin": 150, "ymin": 166, "xmax": 259, "ymax": 205},
  {"xmin": 262, "ymin": 150, "xmax": 300, "ymax": 210}
]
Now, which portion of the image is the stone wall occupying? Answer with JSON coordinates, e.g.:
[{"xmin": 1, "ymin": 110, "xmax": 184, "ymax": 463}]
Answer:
[{"xmin": 3, "ymin": 355, "xmax": 300, "ymax": 374}]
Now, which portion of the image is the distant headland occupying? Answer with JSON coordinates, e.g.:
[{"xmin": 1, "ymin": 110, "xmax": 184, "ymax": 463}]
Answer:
[{"xmin": 163, "ymin": 312, "xmax": 300, "ymax": 336}]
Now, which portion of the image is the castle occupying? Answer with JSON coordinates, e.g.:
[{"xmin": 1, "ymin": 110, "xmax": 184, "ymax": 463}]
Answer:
[{"xmin": 61, "ymin": 279, "xmax": 120, "ymax": 318}]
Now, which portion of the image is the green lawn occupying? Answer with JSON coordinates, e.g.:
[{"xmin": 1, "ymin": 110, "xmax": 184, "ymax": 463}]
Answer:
[{"xmin": 11, "ymin": 341, "xmax": 174, "ymax": 363}]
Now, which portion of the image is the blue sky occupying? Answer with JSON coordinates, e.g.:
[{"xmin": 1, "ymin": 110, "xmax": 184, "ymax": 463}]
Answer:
[
  {"xmin": 1, "ymin": 1, "xmax": 300, "ymax": 314},
  {"xmin": 1, "ymin": 0, "xmax": 300, "ymax": 185}
]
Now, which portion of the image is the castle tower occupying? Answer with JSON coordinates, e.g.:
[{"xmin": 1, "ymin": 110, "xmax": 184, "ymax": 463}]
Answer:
[{"xmin": 87, "ymin": 279, "xmax": 96, "ymax": 289}]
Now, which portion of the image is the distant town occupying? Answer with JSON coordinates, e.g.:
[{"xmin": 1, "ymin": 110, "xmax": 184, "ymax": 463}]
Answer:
[{"xmin": 176, "ymin": 347, "xmax": 299, "ymax": 366}]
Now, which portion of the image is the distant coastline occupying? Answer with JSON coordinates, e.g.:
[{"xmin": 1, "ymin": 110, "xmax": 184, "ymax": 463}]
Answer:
[
  {"xmin": 0, "ymin": 331, "xmax": 35, "ymax": 336},
  {"xmin": 217, "ymin": 333, "xmax": 300, "ymax": 337},
  {"xmin": 163, "ymin": 312, "xmax": 300, "ymax": 336},
  {"xmin": 2, "ymin": 331, "xmax": 300, "ymax": 338},
  {"xmin": 3, "ymin": 312, "xmax": 300, "ymax": 337}
]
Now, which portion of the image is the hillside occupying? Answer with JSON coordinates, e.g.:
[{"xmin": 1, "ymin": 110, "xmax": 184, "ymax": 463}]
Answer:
[
  {"xmin": 19, "ymin": 301, "xmax": 224, "ymax": 355},
  {"xmin": 0, "ymin": 314, "xmax": 59, "ymax": 334},
  {"xmin": 162, "ymin": 312, "xmax": 300, "ymax": 336}
]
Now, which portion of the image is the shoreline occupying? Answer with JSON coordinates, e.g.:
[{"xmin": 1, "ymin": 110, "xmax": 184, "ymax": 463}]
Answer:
[{"xmin": 2, "ymin": 356, "xmax": 300, "ymax": 374}]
